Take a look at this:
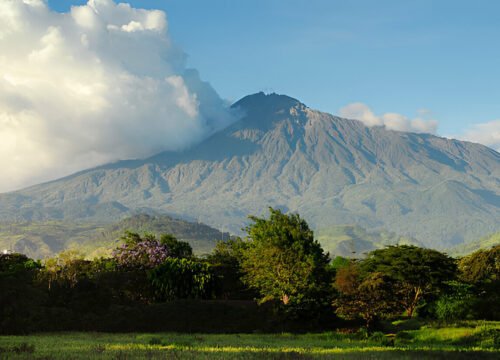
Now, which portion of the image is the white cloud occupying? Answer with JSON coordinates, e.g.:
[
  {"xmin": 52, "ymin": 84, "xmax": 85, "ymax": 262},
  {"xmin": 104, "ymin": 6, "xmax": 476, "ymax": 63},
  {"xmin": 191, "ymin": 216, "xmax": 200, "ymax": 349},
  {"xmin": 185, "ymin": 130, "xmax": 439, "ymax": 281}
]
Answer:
[
  {"xmin": 455, "ymin": 120, "xmax": 500, "ymax": 152},
  {"xmin": 0, "ymin": 0, "xmax": 236, "ymax": 193},
  {"xmin": 339, "ymin": 102, "xmax": 438, "ymax": 134}
]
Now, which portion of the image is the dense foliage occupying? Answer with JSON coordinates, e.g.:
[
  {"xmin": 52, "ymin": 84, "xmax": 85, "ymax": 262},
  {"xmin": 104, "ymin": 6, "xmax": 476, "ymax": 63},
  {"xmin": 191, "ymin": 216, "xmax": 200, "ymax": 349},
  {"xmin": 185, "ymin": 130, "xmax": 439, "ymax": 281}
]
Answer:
[
  {"xmin": 148, "ymin": 258, "xmax": 213, "ymax": 301},
  {"xmin": 334, "ymin": 263, "xmax": 399, "ymax": 328},
  {"xmin": 360, "ymin": 245, "xmax": 457, "ymax": 317},
  {"xmin": 241, "ymin": 208, "xmax": 331, "ymax": 307},
  {"xmin": 113, "ymin": 231, "xmax": 172, "ymax": 269},
  {"xmin": 457, "ymin": 245, "xmax": 500, "ymax": 319},
  {"xmin": 0, "ymin": 211, "xmax": 498, "ymax": 334}
]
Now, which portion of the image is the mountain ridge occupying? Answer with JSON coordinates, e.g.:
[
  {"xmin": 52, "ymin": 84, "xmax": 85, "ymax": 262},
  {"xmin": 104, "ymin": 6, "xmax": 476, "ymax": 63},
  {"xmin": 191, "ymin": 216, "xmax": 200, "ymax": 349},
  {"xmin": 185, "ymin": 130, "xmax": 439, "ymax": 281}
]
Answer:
[{"xmin": 0, "ymin": 92, "xmax": 498, "ymax": 249}]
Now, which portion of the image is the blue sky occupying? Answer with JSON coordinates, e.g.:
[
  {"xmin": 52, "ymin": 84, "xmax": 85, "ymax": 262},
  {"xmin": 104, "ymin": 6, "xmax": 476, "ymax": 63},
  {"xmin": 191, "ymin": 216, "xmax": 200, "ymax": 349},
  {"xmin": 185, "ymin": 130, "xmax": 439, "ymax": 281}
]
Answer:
[
  {"xmin": 0, "ymin": 0, "xmax": 497, "ymax": 192},
  {"xmin": 47, "ymin": 0, "xmax": 500, "ymax": 137}
]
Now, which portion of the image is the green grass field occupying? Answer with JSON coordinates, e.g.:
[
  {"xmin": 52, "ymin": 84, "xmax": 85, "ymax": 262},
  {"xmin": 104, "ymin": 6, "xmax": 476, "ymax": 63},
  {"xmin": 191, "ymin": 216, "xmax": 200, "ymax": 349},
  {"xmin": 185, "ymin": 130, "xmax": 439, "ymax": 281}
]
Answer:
[{"xmin": 0, "ymin": 321, "xmax": 498, "ymax": 359}]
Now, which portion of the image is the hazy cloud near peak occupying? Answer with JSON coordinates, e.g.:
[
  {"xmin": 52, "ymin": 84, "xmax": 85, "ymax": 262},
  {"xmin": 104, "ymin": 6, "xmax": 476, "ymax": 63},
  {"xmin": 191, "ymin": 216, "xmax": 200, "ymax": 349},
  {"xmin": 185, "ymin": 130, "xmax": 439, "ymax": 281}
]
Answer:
[
  {"xmin": 339, "ymin": 102, "xmax": 439, "ymax": 134},
  {"xmin": 339, "ymin": 102, "xmax": 500, "ymax": 152},
  {"xmin": 0, "ymin": 0, "xmax": 236, "ymax": 193},
  {"xmin": 454, "ymin": 120, "xmax": 500, "ymax": 152}
]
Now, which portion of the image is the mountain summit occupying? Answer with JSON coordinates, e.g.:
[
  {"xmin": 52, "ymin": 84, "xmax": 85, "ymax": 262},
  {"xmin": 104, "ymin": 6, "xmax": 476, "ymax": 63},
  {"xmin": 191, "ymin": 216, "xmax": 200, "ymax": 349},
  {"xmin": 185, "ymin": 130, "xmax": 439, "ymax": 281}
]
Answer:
[{"xmin": 1, "ymin": 93, "xmax": 499, "ymax": 249}]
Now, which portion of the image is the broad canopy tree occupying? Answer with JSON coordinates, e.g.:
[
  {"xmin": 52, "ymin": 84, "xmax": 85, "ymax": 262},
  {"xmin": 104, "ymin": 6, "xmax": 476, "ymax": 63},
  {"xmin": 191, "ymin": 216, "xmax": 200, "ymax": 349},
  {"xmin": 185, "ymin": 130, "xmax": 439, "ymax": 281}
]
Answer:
[
  {"xmin": 361, "ymin": 245, "xmax": 456, "ymax": 317},
  {"xmin": 333, "ymin": 262, "xmax": 399, "ymax": 329}
]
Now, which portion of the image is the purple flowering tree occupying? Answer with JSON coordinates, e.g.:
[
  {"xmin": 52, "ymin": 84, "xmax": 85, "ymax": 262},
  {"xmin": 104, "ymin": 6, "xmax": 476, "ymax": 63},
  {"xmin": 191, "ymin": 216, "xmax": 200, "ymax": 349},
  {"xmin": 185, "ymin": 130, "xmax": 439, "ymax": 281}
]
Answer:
[{"xmin": 113, "ymin": 231, "xmax": 170, "ymax": 269}]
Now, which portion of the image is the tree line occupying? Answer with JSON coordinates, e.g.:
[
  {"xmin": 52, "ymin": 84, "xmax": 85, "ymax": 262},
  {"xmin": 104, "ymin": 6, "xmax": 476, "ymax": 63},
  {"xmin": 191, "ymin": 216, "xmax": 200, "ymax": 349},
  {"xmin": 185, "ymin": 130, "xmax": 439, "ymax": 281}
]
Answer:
[{"xmin": 0, "ymin": 208, "xmax": 498, "ymax": 333}]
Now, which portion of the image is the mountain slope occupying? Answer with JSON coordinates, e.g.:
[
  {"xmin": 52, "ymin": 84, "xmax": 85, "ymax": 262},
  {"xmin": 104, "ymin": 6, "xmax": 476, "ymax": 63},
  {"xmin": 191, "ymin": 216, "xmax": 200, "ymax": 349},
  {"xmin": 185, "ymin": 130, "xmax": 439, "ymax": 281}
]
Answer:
[
  {"xmin": 448, "ymin": 232, "xmax": 500, "ymax": 257},
  {"xmin": 0, "ymin": 92, "xmax": 499, "ymax": 249},
  {"xmin": 316, "ymin": 225, "xmax": 422, "ymax": 258}
]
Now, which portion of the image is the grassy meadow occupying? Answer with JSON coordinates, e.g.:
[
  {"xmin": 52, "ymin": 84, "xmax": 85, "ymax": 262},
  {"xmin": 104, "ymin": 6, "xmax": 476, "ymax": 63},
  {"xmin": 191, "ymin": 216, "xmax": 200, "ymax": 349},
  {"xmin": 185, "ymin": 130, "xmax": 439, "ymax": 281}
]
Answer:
[{"xmin": 0, "ymin": 321, "xmax": 498, "ymax": 359}]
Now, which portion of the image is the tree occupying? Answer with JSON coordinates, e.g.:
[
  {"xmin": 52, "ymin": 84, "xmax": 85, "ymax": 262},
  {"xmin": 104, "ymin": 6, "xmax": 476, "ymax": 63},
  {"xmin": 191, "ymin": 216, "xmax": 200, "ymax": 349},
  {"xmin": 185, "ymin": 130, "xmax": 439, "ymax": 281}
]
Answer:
[
  {"xmin": 329, "ymin": 256, "xmax": 350, "ymax": 275},
  {"xmin": 159, "ymin": 234, "xmax": 193, "ymax": 259},
  {"xmin": 113, "ymin": 231, "xmax": 171, "ymax": 269},
  {"xmin": 434, "ymin": 281, "xmax": 475, "ymax": 321},
  {"xmin": 458, "ymin": 245, "xmax": 499, "ymax": 320},
  {"xmin": 241, "ymin": 208, "xmax": 331, "ymax": 306},
  {"xmin": 206, "ymin": 238, "xmax": 252, "ymax": 299},
  {"xmin": 148, "ymin": 258, "xmax": 214, "ymax": 301},
  {"xmin": 208, "ymin": 238, "xmax": 248, "ymax": 268},
  {"xmin": 0, "ymin": 253, "xmax": 44, "ymax": 333},
  {"xmin": 43, "ymin": 250, "xmax": 87, "ymax": 289},
  {"xmin": 361, "ymin": 245, "xmax": 456, "ymax": 317},
  {"xmin": 458, "ymin": 245, "xmax": 499, "ymax": 284},
  {"xmin": 333, "ymin": 262, "xmax": 399, "ymax": 329}
]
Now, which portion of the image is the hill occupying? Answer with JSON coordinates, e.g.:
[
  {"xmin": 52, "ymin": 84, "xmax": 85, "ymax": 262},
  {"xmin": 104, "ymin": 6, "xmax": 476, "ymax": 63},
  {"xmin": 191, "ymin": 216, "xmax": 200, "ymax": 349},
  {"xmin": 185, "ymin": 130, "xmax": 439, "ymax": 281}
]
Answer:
[
  {"xmin": 0, "ymin": 92, "xmax": 498, "ymax": 249},
  {"xmin": 316, "ymin": 225, "xmax": 422, "ymax": 258},
  {"xmin": 448, "ymin": 232, "xmax": 500, "ymax": 257},
  {"xmin": 0, "ymin": 214, "xmax": 228, "ymax": 259}
]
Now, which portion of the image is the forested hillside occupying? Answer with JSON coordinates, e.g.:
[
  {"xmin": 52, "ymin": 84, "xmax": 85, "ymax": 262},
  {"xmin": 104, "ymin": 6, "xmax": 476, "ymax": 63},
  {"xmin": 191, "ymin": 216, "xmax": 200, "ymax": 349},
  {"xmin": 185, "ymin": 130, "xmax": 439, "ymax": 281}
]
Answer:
[{"xmin": 0, "ymin": 214, "xmax": 227, "ymax": 259}]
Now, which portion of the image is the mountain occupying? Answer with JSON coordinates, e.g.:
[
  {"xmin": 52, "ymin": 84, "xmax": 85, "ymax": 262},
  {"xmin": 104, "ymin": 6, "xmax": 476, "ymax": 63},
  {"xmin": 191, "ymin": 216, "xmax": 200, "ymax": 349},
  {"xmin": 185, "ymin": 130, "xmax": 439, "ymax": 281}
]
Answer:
[
  {"xmin": 448, "ymin": 232, "xmax": 500, "ymax": 257},
  {"xmin": 316, "ymin": 225, "xmax": 422, "ymax": 258},
  {"xmin": 0, "ymin": 92, "xmax": 499, "ymax": 250},
  {"xmin": 0, "ymin": 214, "xmax": 228, "ymax": 259}
]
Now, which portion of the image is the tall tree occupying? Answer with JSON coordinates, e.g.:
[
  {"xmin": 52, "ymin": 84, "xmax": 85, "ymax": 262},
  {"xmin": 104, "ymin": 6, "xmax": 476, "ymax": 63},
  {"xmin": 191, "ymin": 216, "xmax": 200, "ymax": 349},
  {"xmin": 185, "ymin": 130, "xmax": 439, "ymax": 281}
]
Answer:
[
  {"xmin": 241, "ymin": 208, "xmax": 331, "ymax": 306},
  {"xmin": 458, "ymin": 245, "xmax": 499, "ymax": 320}
]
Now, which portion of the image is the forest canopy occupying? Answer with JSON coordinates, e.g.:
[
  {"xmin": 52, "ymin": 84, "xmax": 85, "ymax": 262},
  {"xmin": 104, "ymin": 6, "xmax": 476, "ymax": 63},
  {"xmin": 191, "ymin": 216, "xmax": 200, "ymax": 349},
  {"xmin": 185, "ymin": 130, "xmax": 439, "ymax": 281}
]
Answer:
[{"xmin": 0, "ymin": 208, "xmax": 498, "ymax": 333}]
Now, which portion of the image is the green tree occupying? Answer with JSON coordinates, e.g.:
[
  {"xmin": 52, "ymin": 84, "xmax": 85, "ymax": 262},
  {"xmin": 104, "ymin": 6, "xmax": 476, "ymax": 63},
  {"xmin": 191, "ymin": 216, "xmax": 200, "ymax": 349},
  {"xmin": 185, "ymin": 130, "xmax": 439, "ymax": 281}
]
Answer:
[
  {"xmin": 206, "ymin": 238, "xmax": 253, "ymax": 299},
  {"xmin": 458, "ymin": 245, "xmax": 499, "ymax": 320},
  {"xmin": 329, "ymin": 256, "xmax": 350, "ymax": 274},
  {"xmin": 0, "ymin": 253, "xmax": 44, "ymax": 333},
  {"xmin": 434, "ymin": 281, "xmax": 475, "ymax": 321},
  {"xmin": 241, "ymin": 208, "xmax": 331, "ymax": 306},
  {"xmin": 361, "ymin": 245, "xmax": 456, "ymax": 317},
  {"xmin": 42, "ymin": 250, "xmax": 86, "ymax": 289},
  {"xmin": 333, "ymin": 262, "xmax": 399, "ymax": 329},
  {"xmin": 160, "ymin": 234, "xmax": 193, "ymax": 259},
  {"xmin": 458, "ymin": 245, "xmax": 499, "ymax": 284},
  {"xmin": 148, "ymin": 258, "xmax": 214, "ymax": 301}
]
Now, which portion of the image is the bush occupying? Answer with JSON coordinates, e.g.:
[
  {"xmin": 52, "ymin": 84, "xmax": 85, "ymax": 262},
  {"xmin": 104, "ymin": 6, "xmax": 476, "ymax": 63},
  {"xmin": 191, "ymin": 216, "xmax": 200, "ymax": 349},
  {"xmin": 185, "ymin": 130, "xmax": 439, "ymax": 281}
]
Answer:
[
  {"xmin": 148, "ymin": 258, "xmax": 214, "ymax": 301},
  {"xmin": 434, "ymin": 281, "xmax": 475, "ymax": 321}
]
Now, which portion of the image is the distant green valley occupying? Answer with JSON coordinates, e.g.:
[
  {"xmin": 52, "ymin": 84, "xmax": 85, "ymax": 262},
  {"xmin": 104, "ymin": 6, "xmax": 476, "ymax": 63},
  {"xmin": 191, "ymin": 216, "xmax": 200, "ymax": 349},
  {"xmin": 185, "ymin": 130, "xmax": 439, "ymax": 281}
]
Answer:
[{"xmin": 1, "ymin": 213, "xmax": 498, "ymax": 259}]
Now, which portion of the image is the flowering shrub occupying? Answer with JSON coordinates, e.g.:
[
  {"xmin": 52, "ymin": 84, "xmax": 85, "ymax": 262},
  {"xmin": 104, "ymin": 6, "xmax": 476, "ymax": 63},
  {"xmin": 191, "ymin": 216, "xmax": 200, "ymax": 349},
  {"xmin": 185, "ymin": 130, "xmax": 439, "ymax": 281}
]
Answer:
[{"xmin": 113, "ymin": 232, "xmax": 170, "ymax": 269}]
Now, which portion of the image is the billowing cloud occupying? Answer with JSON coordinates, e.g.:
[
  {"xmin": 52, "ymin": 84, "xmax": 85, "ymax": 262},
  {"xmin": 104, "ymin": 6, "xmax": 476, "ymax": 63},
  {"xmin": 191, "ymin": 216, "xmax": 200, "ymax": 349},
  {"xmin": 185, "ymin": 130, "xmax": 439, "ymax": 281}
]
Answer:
[
  {"xmin": 455, "ymin": 120, "xmax": 500, "ymax": 152},
  {"xmin": 0, "ymin": 0, "xmax": 236, "ymax": 192},
  {"xmin": 339, "ymin": 102, "xmax": 438, "ymax": 134}
]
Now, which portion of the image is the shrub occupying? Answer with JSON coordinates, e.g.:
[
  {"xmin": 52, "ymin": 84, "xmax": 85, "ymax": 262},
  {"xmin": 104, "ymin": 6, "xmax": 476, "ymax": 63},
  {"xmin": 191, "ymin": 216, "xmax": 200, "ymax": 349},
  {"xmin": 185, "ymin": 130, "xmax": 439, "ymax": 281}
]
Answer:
[
  {"xmin": 434, "ymin": 281, "xmax": 475, "ymax": 321},
  {"xmin": 148, "ymin": 258, "xmax": 214, "ymax": 301}
]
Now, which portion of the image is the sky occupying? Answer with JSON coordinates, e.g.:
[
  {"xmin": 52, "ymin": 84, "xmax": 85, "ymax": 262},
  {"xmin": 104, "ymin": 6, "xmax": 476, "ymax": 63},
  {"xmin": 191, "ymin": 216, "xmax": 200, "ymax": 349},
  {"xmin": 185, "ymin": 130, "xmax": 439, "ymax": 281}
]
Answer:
[
  {"xmin": 48, "ymin": 0, "xmax": 500, "ymax": 135},
  {"xmin": 0, "ymin": 0, "xmax": 499, "ymax": 192}
]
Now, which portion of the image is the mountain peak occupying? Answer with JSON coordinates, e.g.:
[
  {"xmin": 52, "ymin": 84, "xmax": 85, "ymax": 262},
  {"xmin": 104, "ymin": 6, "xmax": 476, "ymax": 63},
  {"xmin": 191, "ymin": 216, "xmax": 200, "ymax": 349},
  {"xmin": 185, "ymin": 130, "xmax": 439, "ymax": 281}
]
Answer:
[
  {"xmin": 1, "ymin": 91, "xmax": 498, "ymax": 253},
  {"xmin": 230, "ymin": 92, "xmax": 308, "ymax": 130},
  {"xmin": 232, "ymin": 92, "xmax": 305, "ymax": 113}
]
